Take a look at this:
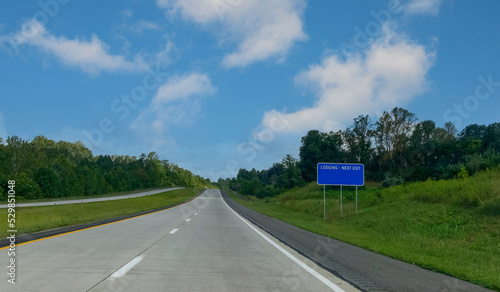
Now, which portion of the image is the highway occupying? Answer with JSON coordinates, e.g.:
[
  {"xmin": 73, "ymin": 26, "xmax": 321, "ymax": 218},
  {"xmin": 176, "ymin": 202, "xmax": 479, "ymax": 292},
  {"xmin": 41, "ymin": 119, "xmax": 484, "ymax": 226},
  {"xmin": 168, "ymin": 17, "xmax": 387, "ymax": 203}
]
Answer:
[
  {"xmin": 0, "ymin": 189, "xmax": 357, "ymax": 292},
  {"xmin": 0, "ymin": 187, "xmax": 183, "ymax": 208}
]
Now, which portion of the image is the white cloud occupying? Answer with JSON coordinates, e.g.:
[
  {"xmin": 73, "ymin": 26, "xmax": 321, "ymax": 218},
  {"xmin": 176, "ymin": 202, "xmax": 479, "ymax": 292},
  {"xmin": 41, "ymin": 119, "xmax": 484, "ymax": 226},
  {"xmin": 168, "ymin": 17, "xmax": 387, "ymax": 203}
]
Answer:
[
  {"xmin": 255, "ymin": 27, "xmax": 435, "ymax": 137},
  {"xmin": 156, "ymin": 0, "xmax": 307, "ymax": 68},
  {"xmin": 119, "ymin": 20, "xmax": 161, "ymax": 34},
  {"xmin": 405, "ymin": 0, "xmax": 442, "ymax": 15},
  {"xmin": 152, "ymin": 73, "xmax": 215, "ymax": 106},
  {"xmin": 121, "ymin": 9, "xmax": 133, "ymax": 19},
  {"xmin": 131, "ymin": 73, "xmax": 216, "ymax": 146},
  {"xmin": 155, "ymin": 39, "xmax": 176, "ymax": 65},
  {"xmin": 3, "ymin": 19, "xmax": 147, "ymax": 74},
  {"xmin": 136, "ymin": 20, "xmax": 160, "ymax": 31},
  {"xmin": 0, "ymin": 111, "xmax": 8, "ymax": 141}
]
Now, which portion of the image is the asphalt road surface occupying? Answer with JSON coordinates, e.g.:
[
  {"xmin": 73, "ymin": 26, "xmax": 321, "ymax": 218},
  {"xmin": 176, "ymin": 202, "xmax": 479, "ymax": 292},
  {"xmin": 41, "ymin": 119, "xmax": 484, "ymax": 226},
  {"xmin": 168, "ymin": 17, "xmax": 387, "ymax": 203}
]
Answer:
[
  {"xmin": 0, "ymin": 189, "xmax": 357, "ymax": 292},
  {"xmin": 0, "ymin": 187, "xmax": 183, "ymax": 208}
]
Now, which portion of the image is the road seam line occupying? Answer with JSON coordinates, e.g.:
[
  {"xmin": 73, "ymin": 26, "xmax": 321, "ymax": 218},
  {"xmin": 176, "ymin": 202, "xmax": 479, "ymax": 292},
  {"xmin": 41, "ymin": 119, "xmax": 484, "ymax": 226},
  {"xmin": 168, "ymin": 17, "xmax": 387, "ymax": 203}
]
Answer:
[
  {"xmin": 84, "ymin": 192, "xmax": 208, "ymax": 291},
  {"xmin": 109, "ymin": 255, "xmax": 144, "ymax": 278},
  {"xmin": 219, "ymin": 190, "xmax": 345, "ymax": 292}
]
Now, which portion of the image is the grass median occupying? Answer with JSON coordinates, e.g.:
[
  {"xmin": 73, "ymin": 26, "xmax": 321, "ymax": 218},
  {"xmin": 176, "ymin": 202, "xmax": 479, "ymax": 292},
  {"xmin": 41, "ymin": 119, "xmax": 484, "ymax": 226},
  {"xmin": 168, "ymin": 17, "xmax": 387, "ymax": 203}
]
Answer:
[
  {"xmin": 225, "ymin": 168, "xmax": 500, "ymax": 291},
  {"xmin": 0, "ymin": 188, "xmax": 203, "ymax": 239},
  {"xmin": 9, "ymin": 187, "xmax": 180, "ymax": 204}
]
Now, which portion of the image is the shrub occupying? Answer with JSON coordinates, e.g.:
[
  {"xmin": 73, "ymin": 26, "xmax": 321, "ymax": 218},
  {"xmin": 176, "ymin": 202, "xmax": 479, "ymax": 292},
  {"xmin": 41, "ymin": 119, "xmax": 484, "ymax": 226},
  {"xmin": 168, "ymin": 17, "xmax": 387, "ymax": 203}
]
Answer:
[
  {"xmin": 15, "ymin": 172, "xmax": 42, "ymax": 200},
  {"xmin": 443, "ymin": 163, "xmax": 463, "ymax": 179},
  {"xmin": 464, "ymin": 150, "xmax": 500, "ymax": 175},
  {"xmin": 382, "ymin": 173, "xmax": 404, "ymax": 188},
  {"xmin": 34, "ymin": 167, "xmax": 61, "ymax": 198},
  {"xmin": 260, "ymin": 185, "xmax": 281, "ymax": 198},
  {"xmin": 457, "ymin": 166, "xmax": 469, "ymax": 180}
]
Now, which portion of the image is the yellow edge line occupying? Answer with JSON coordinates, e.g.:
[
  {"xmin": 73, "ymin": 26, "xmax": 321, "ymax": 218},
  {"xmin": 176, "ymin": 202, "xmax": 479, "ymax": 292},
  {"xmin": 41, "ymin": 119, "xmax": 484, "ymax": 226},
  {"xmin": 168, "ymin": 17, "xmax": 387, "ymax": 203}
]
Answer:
[{"xmin": 0, "ymin": 190, "xmax": 206, "ymax": 250}]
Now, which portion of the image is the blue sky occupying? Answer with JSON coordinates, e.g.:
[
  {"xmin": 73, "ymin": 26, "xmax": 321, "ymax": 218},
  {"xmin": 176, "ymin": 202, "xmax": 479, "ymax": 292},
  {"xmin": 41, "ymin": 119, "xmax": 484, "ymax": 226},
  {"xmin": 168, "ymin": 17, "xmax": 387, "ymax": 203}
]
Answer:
[{"xmin": 1, "ymin": 0, "xmax": 499, "ymax": 181}]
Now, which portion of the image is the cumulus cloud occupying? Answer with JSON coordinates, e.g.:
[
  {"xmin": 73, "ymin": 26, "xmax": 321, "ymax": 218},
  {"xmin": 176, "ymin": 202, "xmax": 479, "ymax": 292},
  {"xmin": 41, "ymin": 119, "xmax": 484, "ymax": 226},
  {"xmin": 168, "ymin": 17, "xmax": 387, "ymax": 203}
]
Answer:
[
  {"xmin": 156, "ymin": 0, "xmax": 307, "ymax": 68},
  {"xmin": 255, "ymin": 27, "xmax": 435, "ymax": 137},
  {"xmin": 405, "ymin": 0, "xmax": 442, "ymax": 15},
  {"xmin": 2, "ymin": 19, "xmax": 147, "ymax": 74},
  {"xmin": 132, "ymin": 73, "xmax": 216, "ymax": 147},
  {"xmin": 152, "ymin": 73, "xmax": 216, "ymax": 106}
]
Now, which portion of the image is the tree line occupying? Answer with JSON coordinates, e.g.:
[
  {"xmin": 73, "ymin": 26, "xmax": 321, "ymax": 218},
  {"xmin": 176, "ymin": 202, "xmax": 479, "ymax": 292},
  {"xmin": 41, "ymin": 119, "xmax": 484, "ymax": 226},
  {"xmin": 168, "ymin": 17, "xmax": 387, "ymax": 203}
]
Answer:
[
  {"xmin": 219, "ymin": 107, "xmax": 500, "ymax": 197},
  {"xmin": 0, "ymin": 135, "xmax": 211, "ymax": 200}
]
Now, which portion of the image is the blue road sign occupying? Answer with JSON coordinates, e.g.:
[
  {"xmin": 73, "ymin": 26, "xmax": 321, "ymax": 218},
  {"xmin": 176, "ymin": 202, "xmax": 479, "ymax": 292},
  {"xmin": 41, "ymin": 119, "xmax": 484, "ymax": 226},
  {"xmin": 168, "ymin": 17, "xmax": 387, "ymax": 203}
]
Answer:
[{"xmin": 317, "ymin": 163, "xmax": 364, "ymax": 186}]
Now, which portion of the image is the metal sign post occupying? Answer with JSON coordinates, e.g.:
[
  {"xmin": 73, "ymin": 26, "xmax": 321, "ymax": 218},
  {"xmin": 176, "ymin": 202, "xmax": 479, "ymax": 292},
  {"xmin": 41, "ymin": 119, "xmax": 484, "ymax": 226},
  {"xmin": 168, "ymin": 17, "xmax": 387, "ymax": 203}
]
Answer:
[
  {"xmin": 317, "ymin": 163, "xmax": 364, "ymax": 218},
  {"xmin": 356, "ymin": 186, "xmax": 358, "ymax": 213}
]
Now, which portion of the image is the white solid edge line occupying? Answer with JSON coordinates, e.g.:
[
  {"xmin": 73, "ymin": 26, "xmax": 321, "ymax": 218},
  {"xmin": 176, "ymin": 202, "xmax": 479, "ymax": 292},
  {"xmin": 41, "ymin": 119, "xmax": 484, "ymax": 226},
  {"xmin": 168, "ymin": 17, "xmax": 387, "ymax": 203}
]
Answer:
[
  {"xmin": 219, "ymin": 190, "xmax": 345, "ymax": 292},
  {"xmin": 169, "ymin": 228, "xmax": 179, "ymax": 234},
  {"xmin": 110, "ymin": 255, "xmax": 144, "ymax": 278}
]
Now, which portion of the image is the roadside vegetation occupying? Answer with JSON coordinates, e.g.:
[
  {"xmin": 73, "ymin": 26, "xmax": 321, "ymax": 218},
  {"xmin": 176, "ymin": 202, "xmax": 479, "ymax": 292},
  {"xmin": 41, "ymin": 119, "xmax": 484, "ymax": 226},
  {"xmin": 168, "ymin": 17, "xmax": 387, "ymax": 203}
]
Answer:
[
  {"xmin": 0, "ymin": 188, "xmax": 203, "ymax": 239},
  {"xmin": 225, "ymin": 167, "xmax": 500, "ymax": 290},
  {"xmin": 0, "ymin": 136, "xmax": 211, "ymax": 201},
  {"xmin": 218, "ymin": 107, "xmax": 500, "ymax": 199},
  {"xmin": 217, "ymin": 107, "xmax": 500, "ymax": 290}
]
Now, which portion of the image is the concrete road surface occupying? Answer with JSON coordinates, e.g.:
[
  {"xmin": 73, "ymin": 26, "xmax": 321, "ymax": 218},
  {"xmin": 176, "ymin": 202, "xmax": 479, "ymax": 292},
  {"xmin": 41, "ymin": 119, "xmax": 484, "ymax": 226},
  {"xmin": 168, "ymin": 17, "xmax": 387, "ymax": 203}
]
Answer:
[
  {"xmin": 0, "ymin": 188, "xmax": 183, "ymax": 208},
  {"xmin": 0, "ymin": 189, "xmax": 357, "ymax": 292}
]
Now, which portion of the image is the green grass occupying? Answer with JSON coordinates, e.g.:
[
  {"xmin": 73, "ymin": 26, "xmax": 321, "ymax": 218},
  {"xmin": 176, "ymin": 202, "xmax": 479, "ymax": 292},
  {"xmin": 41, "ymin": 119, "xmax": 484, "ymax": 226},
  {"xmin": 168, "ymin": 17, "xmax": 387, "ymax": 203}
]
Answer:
[
  {"xmin": 2, "ymin": 187, "xmax": 178, "ymax": 204},
  {"xmin": 0, "ymin": 188, "xmax": 203, "ymax": 239},
  {"xmin": 225, "ymin": 167, "xmax": 500, "ymax": 291}
]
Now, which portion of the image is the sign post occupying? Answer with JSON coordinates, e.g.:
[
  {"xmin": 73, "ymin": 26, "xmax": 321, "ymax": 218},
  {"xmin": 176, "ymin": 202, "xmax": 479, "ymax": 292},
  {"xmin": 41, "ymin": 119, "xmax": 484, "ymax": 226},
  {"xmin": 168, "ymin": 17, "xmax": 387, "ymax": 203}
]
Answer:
[{"xmin": 317, "ymin": 163, "xmax": 364, "ymax": 219}]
